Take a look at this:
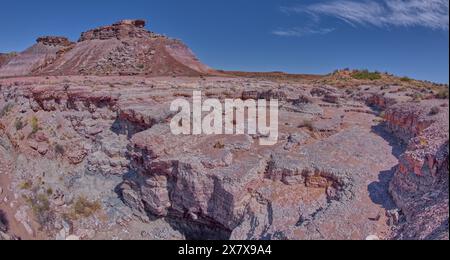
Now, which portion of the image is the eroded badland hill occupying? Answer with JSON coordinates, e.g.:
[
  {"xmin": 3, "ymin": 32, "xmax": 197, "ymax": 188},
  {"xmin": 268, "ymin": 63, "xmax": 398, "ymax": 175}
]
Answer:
[{"xmin": 0, "ymin": 20, "xmax": 448, "ymax": 240}]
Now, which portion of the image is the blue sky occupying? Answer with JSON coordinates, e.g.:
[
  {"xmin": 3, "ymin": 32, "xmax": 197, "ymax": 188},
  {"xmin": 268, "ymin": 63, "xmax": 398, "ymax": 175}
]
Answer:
[{"xmin": 0, "ymin": 0, "xmax": 448, "ymax": 83}]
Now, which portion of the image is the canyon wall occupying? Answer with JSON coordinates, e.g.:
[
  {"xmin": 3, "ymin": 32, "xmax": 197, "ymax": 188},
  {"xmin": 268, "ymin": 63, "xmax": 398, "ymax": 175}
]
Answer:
[{"xmin": 385, "ymin": 100, "xmax": 449, "ymax": 240}]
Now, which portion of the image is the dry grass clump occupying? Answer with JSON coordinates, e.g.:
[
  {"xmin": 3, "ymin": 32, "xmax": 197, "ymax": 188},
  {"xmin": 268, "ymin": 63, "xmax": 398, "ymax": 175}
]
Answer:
[{"xmin": 68, "ymin": 196, "xmax": 102, "ymax": 219}]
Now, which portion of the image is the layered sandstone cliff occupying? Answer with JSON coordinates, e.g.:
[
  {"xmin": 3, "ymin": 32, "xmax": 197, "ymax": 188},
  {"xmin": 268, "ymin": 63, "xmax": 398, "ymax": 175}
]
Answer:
[
  {"xmin": 0, "ymin": 20, "xmax": 213, "ymax": 78},
  {"xmin": 0, "ymin": 38, "xmax": 71, "ymax": 77},
  {"xmin": 385, "ymin": 100, "xmax": 449, "ymax": 240}
]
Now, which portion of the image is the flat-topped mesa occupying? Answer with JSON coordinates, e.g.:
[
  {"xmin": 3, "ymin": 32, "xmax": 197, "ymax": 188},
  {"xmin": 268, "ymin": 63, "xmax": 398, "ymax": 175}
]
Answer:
[
  {"xmin": 79, "ymin": 19, "xmax": 162, "ymax": 41},
  {"xmin": 36, "ymin": 36, "xmax": 73, "ymax": 47},
  {"xmin": 1, "ymin": 19, "xmax": 212, "ymax": 77}
]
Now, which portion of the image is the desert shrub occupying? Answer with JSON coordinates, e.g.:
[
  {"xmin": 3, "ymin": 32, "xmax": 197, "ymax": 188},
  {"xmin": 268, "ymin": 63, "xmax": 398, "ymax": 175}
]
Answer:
[
  {"xmin": 27, "ymin": 193, "xmax": 54, "ymax": 228},
  {"xmin": 30, "ymin": 116, "xmax": 39, "ymax": 134},
  {"xmin": 20, "ymin": 180, "xmax": 33, "ymax": 190},
  {"xmin": 400, "ymin": 76, "xmax": 411, "ymax": 82},
  {"xmin": 298, "ymin": 119, "xmax": 314, "ymax": 132},
  {"xmin": 436, "ymin": 88, "xmax": 449, "ymax": 99},
  {"xmin": 31, "ymin": 194, "xmax": 50, "ymax": 216},
  {"xmin": 54, "ymin": 143, "xmax": 65, "ymax": 156},
  {"xmin": 71, "ymin": 196, "xmax": 102, "ymax": 219},
  {"xmin": 412, "ymin": 93, "xmax": 423, "ymax": 102},
  {"xmin": 0, "ymin": 103, "xmax": 13, "ymax": 118},
  {"xmin": 352, "ymin": 70, "xmax": 382, "ymax": 81},
  {"xmin": 430, "ymin": 106, "xmax": 440, "ymax": 115},
  {"xmin": 213, "ymin": 141, "xmax": 225, "ymax": 149},
  {"xmin": 15, "ymin": 118, "xmax": 25, "ymax": 131},
  {"xmin": 419, "ymin": 138, "xmax": 428, "ymax": 147}
]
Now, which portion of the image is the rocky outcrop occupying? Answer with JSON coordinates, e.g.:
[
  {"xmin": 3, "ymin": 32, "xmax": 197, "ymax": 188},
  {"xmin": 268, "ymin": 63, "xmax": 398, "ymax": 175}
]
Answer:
[
  {"xmin": 385, "ymin": 100, "xmax": 449, "ymax": 240},
  {"xmin": 79, "ymin": 20, "xmax": 158, "ymax": 41},
  {"xmin": 366, "ymin": 94, "xmax": 398, "ymax": 109},
  {"xmin": 322, "ymin": 94, "xmax": 340, "ymax": 104},
  {"xmin": 241, "ymin": 90, "xmax": 287, "ymax": 101},
  {"xmin": 36, "ymin": 37, "xmax": 73, "ymax": 47}
]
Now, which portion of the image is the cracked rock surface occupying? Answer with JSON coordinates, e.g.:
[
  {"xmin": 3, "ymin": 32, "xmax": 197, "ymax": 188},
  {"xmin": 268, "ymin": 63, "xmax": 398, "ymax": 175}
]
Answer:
[{"xmin": 2, "ymin": 74, "xmax": 447, "ymax": 240}]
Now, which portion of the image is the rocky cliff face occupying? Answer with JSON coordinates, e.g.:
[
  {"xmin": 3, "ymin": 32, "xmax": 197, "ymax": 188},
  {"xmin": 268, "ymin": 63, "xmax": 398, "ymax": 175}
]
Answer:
[
  {"xmin": 79, "ymin": 19, "xmax": 155, "ymax": 41},
  {"xmin": 385, "ymin": 100, "xmax": 449, "ymax": 240},
  {"xmin": 36, "ymin": 37, "xmax": 73, "ymax": 47}
]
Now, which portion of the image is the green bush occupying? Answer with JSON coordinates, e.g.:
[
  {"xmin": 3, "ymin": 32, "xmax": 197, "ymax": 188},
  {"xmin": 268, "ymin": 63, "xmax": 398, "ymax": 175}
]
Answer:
[
  {"xmin": 400, "ymin": 76, "xmax": 412, "ymax": 82},
  {"xmin": 30, "ymin": 116, "xmax": 39, "ymax": 134},
  {"xmin": 352, "ymin": 70, "xmax": 382, "ymax": 81}
]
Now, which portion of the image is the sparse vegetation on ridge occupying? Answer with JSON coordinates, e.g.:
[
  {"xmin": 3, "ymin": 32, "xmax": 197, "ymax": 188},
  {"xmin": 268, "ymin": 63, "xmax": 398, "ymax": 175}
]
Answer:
[{"xmin": 351, "ymin": 70, "xmax": 382, "ymax": 81}]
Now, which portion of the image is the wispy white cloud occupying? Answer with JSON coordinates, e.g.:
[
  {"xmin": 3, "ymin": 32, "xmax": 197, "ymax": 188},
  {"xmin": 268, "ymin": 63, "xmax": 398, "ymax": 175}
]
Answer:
[
  {"xmin": 284, "ymin": 0, "xmax": 449, "ymax": 30},
  {"xmin": 272, "ymin": 27, "xmax": 335, "ymax": 37}
]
